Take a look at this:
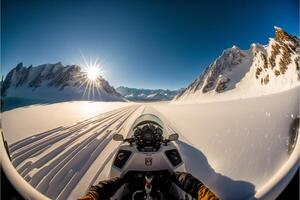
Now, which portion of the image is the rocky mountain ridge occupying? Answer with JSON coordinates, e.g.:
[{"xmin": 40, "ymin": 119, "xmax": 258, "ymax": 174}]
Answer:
[
  {"xmin": 175, "ymin": 27, "xmax": 299, "ymax": 101},
  {"xmin": 116, "ymin": 86, "xmax": 179, "ymax": 101}
]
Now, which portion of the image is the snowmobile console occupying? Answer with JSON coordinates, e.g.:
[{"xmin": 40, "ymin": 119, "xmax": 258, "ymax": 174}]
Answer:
[
  {"xmin": 121, "ymin": 170, "xmax": 177, "ymax": 200},
  {"xmin": 132, "ymin": 121, "xmax": 164, "ymax": 152}
]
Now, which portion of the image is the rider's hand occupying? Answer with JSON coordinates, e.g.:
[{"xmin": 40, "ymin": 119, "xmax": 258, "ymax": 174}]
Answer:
[
  {"xmin": 122, "ymin": 171, "xmax": 134, "ymax": 183},
  {"xmin": 166, "ymin": 171, "xmax": 174, "ymax": 182}
]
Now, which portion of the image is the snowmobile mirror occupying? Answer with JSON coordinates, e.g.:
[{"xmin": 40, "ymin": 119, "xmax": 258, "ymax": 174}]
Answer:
[
  {"xmin": 168, "ymin": 133, "xmax": 179, "ymax": 141},
  {"xmin": 113, "ymin": 134, "xmax": 124, "ymax": 141}
]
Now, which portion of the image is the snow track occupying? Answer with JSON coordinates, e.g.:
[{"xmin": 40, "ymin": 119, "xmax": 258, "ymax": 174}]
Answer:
[{"xmin": 9, "ymin": 105, "xmax": 142, "ymax": 200}]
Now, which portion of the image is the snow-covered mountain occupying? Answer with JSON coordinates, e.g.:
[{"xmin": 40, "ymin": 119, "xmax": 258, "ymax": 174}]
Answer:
[
  {"xmin": 174, "ymin": 27, "xmax": 300, "ymax": 101},
  {"xmin": 116, "ymin": 86, "xmax": 179, "ymax": 101},
  {"xmin": 1, "ymin": 63, "xmax": 126, "ymax": 107}
]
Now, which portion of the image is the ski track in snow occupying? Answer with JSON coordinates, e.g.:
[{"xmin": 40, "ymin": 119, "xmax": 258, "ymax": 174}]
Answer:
[{"xmin": 9, "ymin": 105, "xmax": 142, "ymax": 200}]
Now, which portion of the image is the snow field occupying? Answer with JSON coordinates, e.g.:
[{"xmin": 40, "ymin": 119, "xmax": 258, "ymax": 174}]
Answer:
[{"xmin": 8, "ymin": 105, "xmax": 143, "ymax": 200}]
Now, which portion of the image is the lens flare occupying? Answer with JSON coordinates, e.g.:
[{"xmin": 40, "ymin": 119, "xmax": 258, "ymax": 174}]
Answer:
[
  {"xmin": 86, "ymin": 66, "xmax": 101, "ymax": 81},
  {"xmin": 77, "ymin": 55, "xmax": 106, "ymax": 99}
]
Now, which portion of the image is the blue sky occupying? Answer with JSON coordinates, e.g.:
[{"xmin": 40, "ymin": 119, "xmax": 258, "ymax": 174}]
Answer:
[{"xmin": 1, "ymin": 0, "xmax": 298, "ymax": 89}]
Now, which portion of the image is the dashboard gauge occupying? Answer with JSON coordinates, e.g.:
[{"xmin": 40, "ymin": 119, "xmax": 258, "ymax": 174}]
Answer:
[
  {"xmin": 142, "ymin": 125, "xmax": 149, "ymax": 132},
  {"xmin": 149, "ymin": 124, "xmax": 155, "ymax": 131},
  {"xmin": 155, "ymin": 128, "xmax": 163, "ymax": 135},
  {"xmin": 134, "ymin": 128, "xmax": 142, "ymax": 136}
]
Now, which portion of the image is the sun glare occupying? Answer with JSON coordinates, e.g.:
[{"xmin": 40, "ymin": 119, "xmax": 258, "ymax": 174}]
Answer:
[
  {"xmin": 82, "ymin": 57, "xmax": 103, "ymax": 82},
  {"xmin": 78, "ymin": 55, "xmax": 106, "ymax": 99},
  {"xmin": 86, "ymin": 66, "xmax": 100, "ymax": 81}
]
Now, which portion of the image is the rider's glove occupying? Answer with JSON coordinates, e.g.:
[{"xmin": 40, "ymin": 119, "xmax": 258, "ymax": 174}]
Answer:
[
  {"xmin": 170, "ymin": 171, "xmax": 203, "ymax": 199},
  {"xmin": 122, "ymin": 171, "xmax": 135, "ymax": 183}
]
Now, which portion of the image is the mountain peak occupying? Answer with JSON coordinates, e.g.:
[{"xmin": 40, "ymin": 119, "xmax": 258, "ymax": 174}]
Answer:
[
  {"xmin": 54, "ymin": 62, "xmax": 64, "ymax": 67},
  {"xmin": 15, "ymin": 62, "xmax": 24, "ymax": 71},
  {"xmin": 274, "ymin": 26, "xmax": 298, "ymax": 44},
  {"xmin": 274, "ymin": 26, "xmax": 282, "ymax": 31}
]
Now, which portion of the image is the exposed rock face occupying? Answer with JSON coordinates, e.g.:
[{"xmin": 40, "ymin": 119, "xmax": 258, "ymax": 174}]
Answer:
[
  {"xmin": 2, "ymin": 63, "xmax": 125, "ymax": 102},
  {"xmin": 175, "ymin": 45, "xmax": 253, "ymax": 99},
  {"xmin": 254, "ymin": 27, "xmax": 299, "ymax": 85},
  {"xmin": 174, "ymin": 27, "xmax": 299, "ymax": 101}
]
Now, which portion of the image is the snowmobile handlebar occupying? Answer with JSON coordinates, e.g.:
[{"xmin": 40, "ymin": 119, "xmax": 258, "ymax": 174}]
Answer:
[
  {"xmin": 123, "ymin": 138, "xmax": 135, "ymax": 145},
  {"xmin": 123, "ymin": 136, "xmax": 174, "ymax": 147},
  {"xmin": 113, "ymin": 132, "xmax": 179, "ymax": 151}
]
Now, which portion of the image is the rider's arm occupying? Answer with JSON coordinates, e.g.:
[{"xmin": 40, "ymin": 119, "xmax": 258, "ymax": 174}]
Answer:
[
  {"xmin": 171, "ymin": 172, "xmax": 220, "ymax": 200},
  {"xmin": 78, "ymin": 177, "xmax": 125, "ymax": 200}
]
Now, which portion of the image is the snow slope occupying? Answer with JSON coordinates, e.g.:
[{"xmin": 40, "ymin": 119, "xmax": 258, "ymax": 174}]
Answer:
[
  {"xmin": 2, "ymin": 86, "xmax": 299, "ymax": 199},
  {"xmin": 175, "ymin": 27, "xmax": 299, "ymax": 102},
  {"xmin": 153, "ymin": 87, "xmax": 299, "ymax": 199}
]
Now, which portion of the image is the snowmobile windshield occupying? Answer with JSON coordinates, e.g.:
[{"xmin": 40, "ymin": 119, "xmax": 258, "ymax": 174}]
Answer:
[
  {"xmin": 128, "ymin": 114, "xmax": 168, "ymax": 151},
  {"xmin": 129, "ymin": 114, "xmax": 166, "ymax": 137}
]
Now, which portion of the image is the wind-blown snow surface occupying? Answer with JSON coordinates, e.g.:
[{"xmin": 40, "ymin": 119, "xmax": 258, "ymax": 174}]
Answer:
[
  {"xmin": 2, "ymin": 101, "xmax": 134, "ymax": 144},
  {"xmin": 2, "ymin": 87, "xmax": 299, "ymax": 199},
  {"xmin": 152, "ymin": 87, "xmax": 299, "ymax": 199}
]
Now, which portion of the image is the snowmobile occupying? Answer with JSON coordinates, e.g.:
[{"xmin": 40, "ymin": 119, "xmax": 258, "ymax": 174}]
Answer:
[{"xmin": 110, "ymin": 114, "xmax": 187, "ymax": 200}]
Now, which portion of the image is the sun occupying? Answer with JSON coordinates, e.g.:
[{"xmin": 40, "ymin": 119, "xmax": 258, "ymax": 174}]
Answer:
[
  {"xmin": 78, "ymin": 56, "xmax": 106, "ymax": 99},
  {"xmin": 86, "ymin": 66, "xmax": 101, "ymax": 81},
  {"xmin": 82, "ymin": 57, "xmax": 103, "ymax": 82}
]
